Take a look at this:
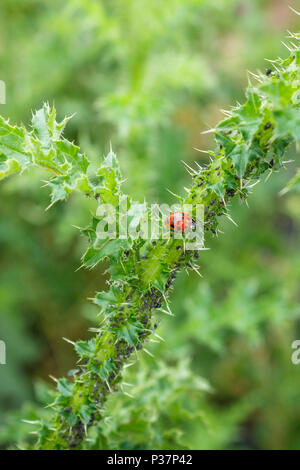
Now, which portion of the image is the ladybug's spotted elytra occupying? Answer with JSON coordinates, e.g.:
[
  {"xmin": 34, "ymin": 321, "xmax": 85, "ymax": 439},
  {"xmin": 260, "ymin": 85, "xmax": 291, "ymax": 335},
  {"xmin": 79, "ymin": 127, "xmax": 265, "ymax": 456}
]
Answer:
[{"xmin": 166, "ymin": 211, "xmax": 195, "ymax": 232}]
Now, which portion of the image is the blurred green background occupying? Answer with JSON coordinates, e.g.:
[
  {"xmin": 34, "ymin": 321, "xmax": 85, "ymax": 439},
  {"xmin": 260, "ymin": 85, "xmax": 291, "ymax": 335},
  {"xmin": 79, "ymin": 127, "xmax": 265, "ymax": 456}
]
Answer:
[{"xmin": 0, "ymin": 0, "xmax": 300, "ymax": 450}]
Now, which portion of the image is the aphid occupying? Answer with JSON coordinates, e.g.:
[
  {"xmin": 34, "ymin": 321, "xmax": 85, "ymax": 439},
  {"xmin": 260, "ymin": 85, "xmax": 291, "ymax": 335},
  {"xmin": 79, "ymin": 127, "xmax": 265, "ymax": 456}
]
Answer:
[
  {"xmin": 226, "ymin": 188, "xmax": 235, "ymax": 197},
  {"xmin": 166, "ymin": 211, "xmax": 196, "ymax": 232},
  {"xmin": 264, "ymin": 121, "xmax": 272, "ymax": 130},
  {"xmin": 266, "ymin": 68, "xmax": 273, "ymax": 76}
]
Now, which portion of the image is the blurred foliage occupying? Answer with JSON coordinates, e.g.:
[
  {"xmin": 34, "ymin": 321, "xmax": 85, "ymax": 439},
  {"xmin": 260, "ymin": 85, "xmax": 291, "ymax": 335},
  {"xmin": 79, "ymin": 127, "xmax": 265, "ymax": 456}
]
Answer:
[{"xmin": 0, "ymin": 0, "xmax": 300, "ymax": 450}]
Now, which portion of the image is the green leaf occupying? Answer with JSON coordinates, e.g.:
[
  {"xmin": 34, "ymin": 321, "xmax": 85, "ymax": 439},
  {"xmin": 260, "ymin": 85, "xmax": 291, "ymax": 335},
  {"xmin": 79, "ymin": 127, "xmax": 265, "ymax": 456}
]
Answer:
[
  {"xmin": 32, "ymin": 107, "xmax": 51, "ymax": 149},
  {"xmin": 117, "ymin": 320, "xmax": 142, "ymax": 347},
  {"xmin": 0, "ymin": 118, "xmax": 31, "ymax": 173},
  {"xmin": 273, "ymin": 108, "xmax": 300, "ymax": 141},
  {"xmin": 57, "ymin": 378, "xmax": 74, "ymax": 397},
  {"xmin": 260, "ymin": 79, "xmax": 297, "ymax": 108},
  {"xmin": 95, "ymin": 359, "xmax": 115, "ymax": 381},
  {"xmin": 74, "ymin": 338, "xmax": 97, "ymax": 359},
  {"xmin": 79, "ymin": 404, "xmax": 95, "ymax": 425},
  {"xmin": 215, "ymin": 132, "xmax": 235, "ymax": 155},
  {"xmin": 230, "ymin": 143, "xmax": 249, "ymax": 178},
  {"xmin": 93, "ymin": 288, "xmax": 120, "ymax": 310},
  {"xmin": 83, "ymin": 238, "xmax": 131, "ymax": 268},
  {"xmin": 207, "ymin": 181, "xmax": 225, "ymax": 198}
]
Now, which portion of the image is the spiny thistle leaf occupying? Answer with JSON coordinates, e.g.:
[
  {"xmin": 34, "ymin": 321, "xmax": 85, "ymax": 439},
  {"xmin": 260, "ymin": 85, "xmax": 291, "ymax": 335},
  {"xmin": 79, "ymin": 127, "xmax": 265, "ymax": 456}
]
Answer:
[
  {"xmin": 57, "ymin": 379, "xmax": 74, "ymax": 398},
  {"xmin": 0, "ymin": 36, "xmax": 299, "ymax": 450},
  {"xmin": 74, "ymin": 339, "xmax": 97, "ymax": 359}
]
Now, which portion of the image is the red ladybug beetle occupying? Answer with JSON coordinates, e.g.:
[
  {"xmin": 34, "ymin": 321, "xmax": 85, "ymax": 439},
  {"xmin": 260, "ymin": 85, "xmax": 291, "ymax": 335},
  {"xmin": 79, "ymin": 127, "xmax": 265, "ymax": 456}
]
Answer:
[{"xmin": 166, "ymin": 211, "xmax": 195, "ymax": 232}]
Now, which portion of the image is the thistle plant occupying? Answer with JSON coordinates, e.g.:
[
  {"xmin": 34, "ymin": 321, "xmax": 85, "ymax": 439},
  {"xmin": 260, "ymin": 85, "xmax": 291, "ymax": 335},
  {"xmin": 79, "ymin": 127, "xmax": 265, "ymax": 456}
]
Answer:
[{"xmin": 0, "ymin": 33, "xmax": 300, "ymax": 450}]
